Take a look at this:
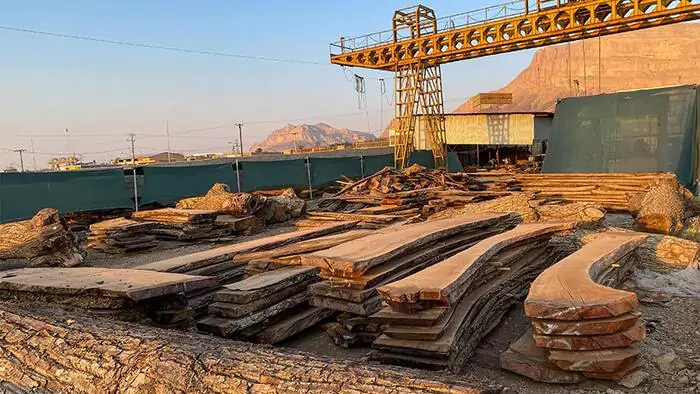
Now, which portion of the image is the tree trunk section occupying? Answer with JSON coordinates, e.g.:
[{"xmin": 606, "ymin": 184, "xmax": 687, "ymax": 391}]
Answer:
[{"xmin": 0, "ymin": 301, "xmax": 500, "ymax": 394}]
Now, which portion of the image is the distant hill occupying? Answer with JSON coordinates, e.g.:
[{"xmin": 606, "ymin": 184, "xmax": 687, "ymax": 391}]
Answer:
[
  {"xmin": 454, "ymin": 23, "xmax": 700, "ymax": 113},
  {"xmin": 252, "ymin": 123, "xmax": 376, "ymax": 152}
]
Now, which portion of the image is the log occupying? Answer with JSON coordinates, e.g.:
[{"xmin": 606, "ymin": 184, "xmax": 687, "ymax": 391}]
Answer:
[
  {"xmin": 0, "ymin": 301, "xmax": 499, "ymax": 393},
  {"xmin": 524, "ymin": 232, "xmax": 647, "ymax": 321},
  {"xmin": 301, "ymin": 213, "xmax": 514, "ymax": 277},
  {"xmin": 333, "ymin": 166, "xmax": 392, "ymax": 196},
  {"xmin": 378, "ymin": 222, "xmax": 575, "ymax": 310},
  {"xmin": 134, "ymin": 221, "xmax": 357, "ymax": 273}
]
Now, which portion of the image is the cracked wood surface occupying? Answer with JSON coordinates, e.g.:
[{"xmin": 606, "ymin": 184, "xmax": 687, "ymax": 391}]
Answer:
[{"xmin": 0, "ymin": 301, "xmax": 500, "ymax": 393}]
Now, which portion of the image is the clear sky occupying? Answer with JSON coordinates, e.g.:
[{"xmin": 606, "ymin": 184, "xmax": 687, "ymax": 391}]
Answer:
[{"xmin": 0, "ymin": 0, "xmax": 537, "ymax": 169}]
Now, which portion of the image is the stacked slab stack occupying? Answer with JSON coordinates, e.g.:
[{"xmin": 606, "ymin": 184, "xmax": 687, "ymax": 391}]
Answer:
[
  {"xmin": 196, "ymin": 266, "xmax": 334, "ymax": 343},
  {"xmin": 501, "ymin": 232, "xmax": 649, "ymax": 383},
  {"xmin": 372, "ymin": 222, "xmax": 576, "ymax": 372},
  {"xmin": 301, "ymin": 214, "xmax": 520, "ymax": 346}
]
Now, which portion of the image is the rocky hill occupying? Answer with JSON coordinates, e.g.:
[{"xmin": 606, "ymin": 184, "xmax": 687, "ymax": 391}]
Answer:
[
  {"xmin": 252, "ymin": 123, "xmax": 376, "ymax": 152},
  {"xmin": 454, "ymin": 23, "xmax": 700, "ymax": 113}
]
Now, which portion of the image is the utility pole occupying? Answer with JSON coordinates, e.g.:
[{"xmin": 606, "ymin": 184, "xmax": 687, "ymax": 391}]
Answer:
[
  {"xmin": 12, "ymin": 149, "xmax": 26, "ymax": 172},
  {"xmin": 166, "ymin": 120, "xmax": 172, "ymax": 163},
  {"xmin": 30, "ymin": 138, "xmax": 37, "ymax": 171},
  {"xmin": 128, "ymin": 133, "xmax": 139, "ymax": 212},
  {"xmin": 235, "ymin": 123, "xmax": 244, "ymax": 155}
]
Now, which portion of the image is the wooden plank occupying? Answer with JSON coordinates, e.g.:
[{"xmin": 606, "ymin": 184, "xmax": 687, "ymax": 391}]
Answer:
[
  {"xmin": 309, "ymin": 294, "xmax": 383, "ymax": 316},
  {"xmin": 134, "ymin": 221, "xmax": 357, "ymax": 273},
  {"xmin": 234, "ymin": 230, "xmax": 374, "ymax": 264},
  {"xmin": 214, "ymin": 266, "xmax": 318, "ymax": 304},
  {"xmin": 301, "ymin": 213, "xmax": 513, "ymax": 277},
  {"xmin": 371, "ymin": 307, "xmax": 449, "ymax": 327},
  {"xmin": 253, "ymin": 307, "xmax": 336, "ymax": 344},
  {"xmin": 0, "ymin": 268, "xmax": 217, "ymax": 302},
  {"xmin": 322, "ymin": 229, "xmax": 500, "ymax": 289},
  {"xmin": 197, "ymin": 292, "xmax": 308, "ymax": 336},
  {"xmin": 215, "ymin": 215, "xmax": 256, "ymax": 231},
  {"xmin": 547, "ymin": 347, "xmax": 641, "ymax": 373},
  {"xmin": 209, "ymin": 278, "xmax": 315, "ymax": 318},
  {"xmin": 307, "ymin": 211, "xmax": 400, "ymax": 224},
  {"xmin": 532, "ymin": 323, "xmax": 646, "ymax": 351},
  {"xmin": 524, "ymin": 232, "xmax": 647, "ymax": 321},
  {"xmin": 378, "ymin": 222, "xmax": 575, "ymax": 309}
]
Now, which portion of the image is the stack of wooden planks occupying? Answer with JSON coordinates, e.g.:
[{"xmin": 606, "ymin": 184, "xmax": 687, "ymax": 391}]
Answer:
[
  {"xmin": 502, "ymin": 232, "xmax": 648, "ymax": 383},
  {"xmin": 371, "ymin": 222, "xmax": 577, "ymax": 372},
  {"xmin": 197, "ymin": 266, "xmax": 334, "ymax": 343},
  {"xmin": 0, "ymin": 267, "xmax": 218, "ymax": 328},
  {"xmin": 132, "ymin": 208, "xmax": 236, "ymax": 241},
  {"xmin": 135, "ymin": 222, "xmax": 357, "ymax": 316},
  {"xmin": 87, "ymin": 218, "xmax": 159, "ymax": 254},
  {"xmin": 468, "ymin": 172, "xmax": 678, "ymax": 211},
  {"xmin": 301, "ymin": 213, "xmax": 520, "ymax": 346}
]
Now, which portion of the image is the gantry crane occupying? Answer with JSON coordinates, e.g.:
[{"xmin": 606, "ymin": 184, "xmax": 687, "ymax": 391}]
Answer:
[{"xmin": 330, "ymin": 0, "xmax": 700, "ymax": 169}]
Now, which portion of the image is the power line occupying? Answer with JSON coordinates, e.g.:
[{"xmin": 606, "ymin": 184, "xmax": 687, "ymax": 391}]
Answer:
[{"xmin": 0, "ymin": 25, "xmax": 326, "ymax": 66}]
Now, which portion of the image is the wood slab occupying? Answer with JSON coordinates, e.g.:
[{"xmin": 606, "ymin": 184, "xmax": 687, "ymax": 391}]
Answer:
[
  {"xmin": 252, "ymin": 307, "xmax": 336, "ymax": 344},
  {"xmin": 531, "ymin": 311, "xmax": 642, "ymax": 336},
  {"xmin": 234, "ymin": 230, "xmax": 374, "ymax": 264},
  {"xmin": 323, "ymin": 229, "xmax": 500, "ymax": 288},
  {"xmin": 0, "ymin": 268, "xmax": 217, "ymax": 301},
  {"xmin": 524, "ymin": 232, "xmax": 647, "ymax": 321},
  {"xmin": 371, "ymin": 307, "xmax": 449, "ymax": 327},
  {"xmin": 378, "ymin": 222, "xmax": 574, "ymax": 309},
  {"xmin": 532, "ymin": 323, "xmax": 646, "ymax": 351},
  {"xmin": 307, "ymin": 211, "xmax": 400, "ymax": 224},
  {"xmin": 301, "ymin": 213, "xmax": 513, "ymax": 277},
  {"xmin": 209, "ymin": 278, "xmax": 315, "ymax": 318},
  {"xmin": 214, "ymin": 266, "xmax": 318, "ymax": 305},
  {"xmin": 309, "ymin": 294, "xmax": 383, "ymax": 316},
  {"xmin": 547, "ymin": 347, "xmax": 641, "ymax": 373},
  {"xmin": 135, "ymin": 221, "xmax": 357, "ymax": 273},
  {"xmin": 198, "ymin": 292, "xmax": 308, "ymax": 336},
  {"xmin": 499, "ymin": 331, "xmax": 586, "ymax": 384}
]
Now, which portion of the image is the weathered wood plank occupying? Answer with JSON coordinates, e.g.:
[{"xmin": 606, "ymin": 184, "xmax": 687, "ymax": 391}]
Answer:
[
  {"xmin": 253, "ymin": 306, "xmax": 336, "ymax": 344},
  {"xmin": 0, "ymin": 268, "xmax": 217, "ymax": 302},
  {"xmin": 135, "ymin": 221, "xmax": 357, "ymax": 273},
  {"xmin": 209, "ymin": 278, "xmax": 315, "ymax": 318},
  {"xmin": 530, "ymin": 312, "xmax": 642, "ymax": 336},
  {"xmin": 524, "ymin": 232, "xmax": 647, "ymax": 321},
  {"xmin": 309, "ymin": 294, "xmax": 383, "ymax": 316},
  {"xmin": 214, "ymin": 266, "xmax": 318, "ymax": 305},
  {"xmin": 302, "ymin": 213, "xmax": 514, "ymax": 277},
  {"xmin": 532, "ymin": 323, "xmax": 646, "ymax": 351}
]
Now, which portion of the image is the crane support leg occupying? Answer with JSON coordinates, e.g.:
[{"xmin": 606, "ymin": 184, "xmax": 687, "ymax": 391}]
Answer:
[{"xmin": 393, "ymin": 62, "xmax": 447, "ymax": 169}]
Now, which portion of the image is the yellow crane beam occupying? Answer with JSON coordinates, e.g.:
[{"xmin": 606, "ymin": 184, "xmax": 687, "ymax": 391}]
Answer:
[{"xmin": 331, "ymin": 0, "xmax": 700, "ymax": 71}]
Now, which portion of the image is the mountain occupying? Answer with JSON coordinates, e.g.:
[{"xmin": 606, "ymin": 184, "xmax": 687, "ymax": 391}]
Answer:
[
  {"xmin": 251, "ymin": 123, "xmax": 377, "ymax": 152},
  {"xmin": 454, "ymin": 23, "xmax": 700, "ymax": 113}
]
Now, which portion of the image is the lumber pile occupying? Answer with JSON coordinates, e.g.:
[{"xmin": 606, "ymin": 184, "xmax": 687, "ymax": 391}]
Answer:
[
  {"xmin": 135, "ymin": 222, "xmax": 357, "ymax": 316},
  {"xmin": 131, "ymin": 208, "xmax": 236, "ymax": 241},
  {"xmin": 372, "ymin": 222, "xmax": 576, "ymax": 372},
  {"xmin": 301, "ymin": 214, "xmax": 521, "ymax": 346},
  {"xmin": 0, "ymin": 208, "xmax": 85, "ymax": 267},
  {"xmin": 0, "ymin": 267, "xmax": 218, "ymax": 328},
  {"xmin": 87, "ymin": 218, "xmax": 159, "ymax": 254},
  {"xmin": 469, "ymin": 172, "xmax": 679, "ymax": 211},
  {"xmin": 502, "ymin": 232, "xmax": 648, "ymax": 383},
  {"xmin": 197, "ymin": 266, "xmax": 334, "ymax": 343},
  {"xmin": 0, "ymin": 301, "xmax": 501, "ymax": 393}
]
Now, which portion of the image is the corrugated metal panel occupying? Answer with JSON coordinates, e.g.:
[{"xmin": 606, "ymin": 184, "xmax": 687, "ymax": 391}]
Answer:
[{"xmin": 411, "ymin": 114, "xmax": 536, "ymax": 149}]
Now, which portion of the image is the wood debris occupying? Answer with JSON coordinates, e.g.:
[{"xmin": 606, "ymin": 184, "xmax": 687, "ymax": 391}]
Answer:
[{"xmin": 0, "ymin": 208, "xmax": 85, "ymax": 267}]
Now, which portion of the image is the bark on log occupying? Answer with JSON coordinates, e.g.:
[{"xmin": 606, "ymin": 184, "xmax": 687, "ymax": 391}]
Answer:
[{"xmin": 0, "ymin": 301, "xmax": 499, "ymax": 393}]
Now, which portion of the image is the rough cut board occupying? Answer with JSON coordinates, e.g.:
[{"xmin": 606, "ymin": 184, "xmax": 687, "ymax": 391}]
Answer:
[
  {"xmin": 134, "ymin": 221, "xmax": 357, "ymax": 273},
  {"xmin": 531, "ymin": 311, "xmax": 642, "ymax": 336},
  {"xmin": 0, "ymin": 268, "xmax": 217, "ymax": 301},
  {"xmin": 524, "ymin": 232, "xmax": 647, "ymax": 321},
  {"xmin": 252, "ymin": 306, "xmax": 336, "ymax": 344},
  {"xmin": 209, "ymin": 278, "xmax": 315, "ymax": 318},
  {"xmin": 378, "ymin": 222, "xmax": 575, "ymax": 307},
  {"xmin": 214, "ymin": 266, "xmax": 318, "ymax": 305},
  {"xmin": 301, "ymin": 213, "xmax": 512, "ymax": 277},
  {"xmin": 532, "ymin": 323, "xmax": 646, "ymax": 351}
]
